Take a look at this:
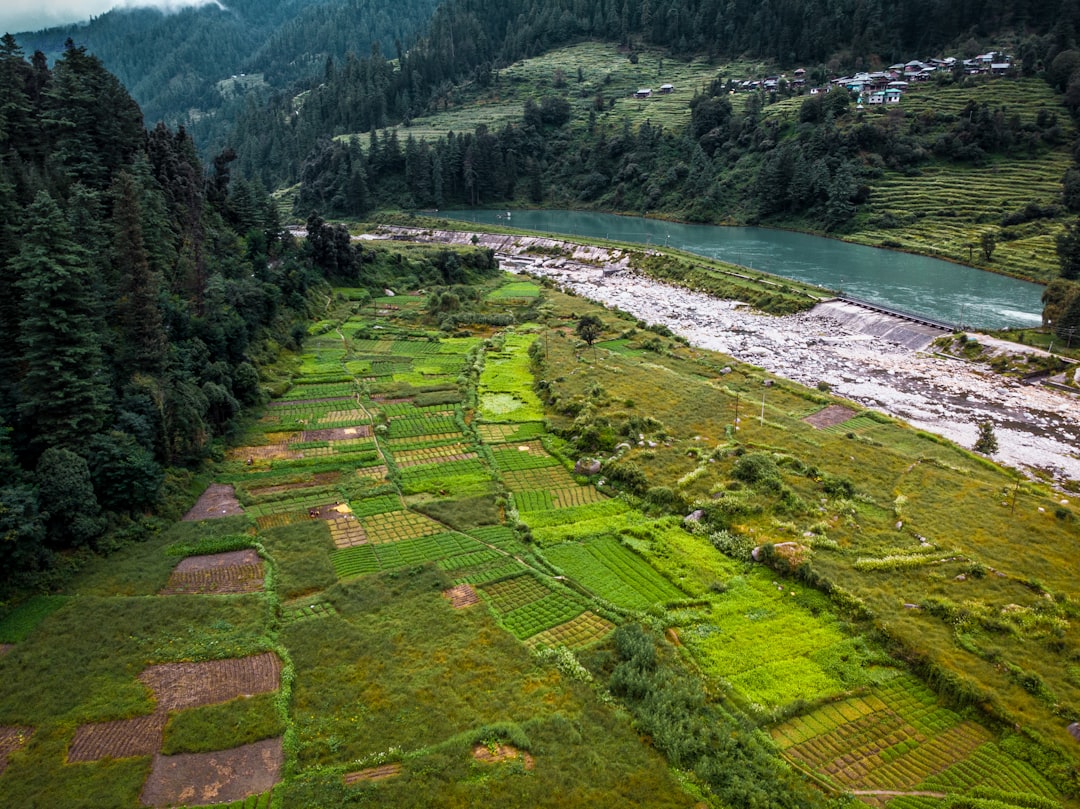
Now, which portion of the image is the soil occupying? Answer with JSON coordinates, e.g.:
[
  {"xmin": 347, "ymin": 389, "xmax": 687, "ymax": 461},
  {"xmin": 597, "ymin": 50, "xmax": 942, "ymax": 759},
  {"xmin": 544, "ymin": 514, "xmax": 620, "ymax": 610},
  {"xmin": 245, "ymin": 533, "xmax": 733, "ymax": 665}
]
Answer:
[
  {"xmin": 0, "ymin": 644, "xmax": 12, "ymax": 656},
  {"xmin": 442, "ymin": 584, "xmax": 480, "ymax": 609},
  {"xmin": 472, "ymin": 743, "xmax": 535, "ymax": 770},
  {"xmin": 301, "ymin": 426, "xmax": 371, "ymax": 441},
  {"xmin": 803, "ymin": 404, "xmax": 858, "ymax": 429},
  {"xmin": 139, "ymin": 737, "xmax": 283, "ymax": 807},
  {"xmin": 139, "ymin": 652, "xmax": 282, "ymax": 714},
  {"xmin": 183, "ymin": 484, "xmax": 244, "ymax": 521},
  {"xmin": 160, "ymin": 549, "xmax": 264, "ymax": 595},
  {"xmin": 68, "ymin": 714, "xmax": 166, "ymax": 763},
  {"xmin": 0, "ymin": 726, "xmax": 33, "ymax": 775},
  {"xmin": 343, "ymin": 763, "xmax": 402, "ymax": 784}
]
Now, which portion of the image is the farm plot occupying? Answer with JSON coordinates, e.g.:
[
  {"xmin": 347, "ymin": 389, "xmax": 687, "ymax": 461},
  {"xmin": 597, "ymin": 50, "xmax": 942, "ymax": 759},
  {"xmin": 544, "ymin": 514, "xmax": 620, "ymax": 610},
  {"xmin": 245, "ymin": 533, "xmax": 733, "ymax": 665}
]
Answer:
[
  {"xmin": 396, "ymin": 457, "xmax": 495, "ymax": 496},
  {"xmin": 387, "ymin": 414, "xmax": 460, "ymax": 439},
  {"xmin": 485, "ymin": 282, "xmax": 541, "ymax": 303},
  {"xmin": 276, "ymin": 382, "xmax": 357, "ymax": 400},
  {"xmin": 467, "ymin": 525, "xmax": 527, "ymax": 555},
  {"xmin": 681, "ymin": 576, "xmax": 856, "ymax": 706},
  {"xmin": 499, "ymin": 593, "xmax": 586, "ymax": 641},
  {"xmin": 479, "ymin": 574, "xmax": 587, "ymax": 640},
  {"xmin": 475, "ymin": 422, "xmax": 546, "ymax": 443},
  {"xmin": 328, "ymin": 516, "xmax": 367, "ymax": 548},
  {"xmin": 140, "ymin": 653, "xmax": 283, "ymax": 713},
  {"xmin": 542, "ymin": 536, "xmax": 683, "ymax": 610},
  {"xmin": 0, "ymin": 726, "xmax": 32, "ymax": 775},
  {"xmin": 770, "ymin": 673, "xmax": 1058, "ymax": 800},
  {"xmin": 330, "ymin": 532, "xmax": 486, "ymax": 578},
  {"xmin": 67, "ymin": 713, "xmax": 165, "ymax": 762},
  {"xmin": 478, "ymin": 332, "xmax": 545, "ymax": 422},
  {"xmin": 490, "ymin": 442, "xmax": 562, "ymax": 472},
  {"xmin": 159, "ymin": 550, "xmax": 264, "ymax": 595},
  {"xmin": 916, "ymin": 740, "xmax": 1059, "ymax": 798},
  {"xmin": 525, "ymin": 611, "xmax": 615, "ymax": 650},
  {"xmin": 361, "ymin": 509, "xmax": 447, "ymax": 543},
  {"xmin": 502, "ymin": 465, "xmax": 578, "ymax": 492},
  {"xmin": 139, "ymin": 737, "xmax": 283, "ymax": 808},
  {"xmin": 442, "ymin": 584, "xmax": 481, "ymax": 609},
  {"xmin": 281, "ymin": 600, "xmax": 339, "ymax": 623},
  {"xmin": 519, "ymin": 498, "xmax": 630, "ymax": 528}
]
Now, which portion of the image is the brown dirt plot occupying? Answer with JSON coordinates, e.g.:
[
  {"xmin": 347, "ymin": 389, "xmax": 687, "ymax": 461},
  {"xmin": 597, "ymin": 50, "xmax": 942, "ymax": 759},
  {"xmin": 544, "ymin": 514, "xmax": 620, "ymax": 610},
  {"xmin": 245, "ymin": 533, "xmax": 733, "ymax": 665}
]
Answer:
[
  {"xmin": 182, "ymin": 484, "xmax": 244, "ymax": 521},
  {"xmin": 343, "ymin": 763, "xmax": 402, "ymax": 784},
  {"xmin": 68, "ymin": 714, "xmax": 166, "ymax": 763},
  {"xmin": 472, "ymin": 743, "xmax": 535, "ymax": 770},
  {"xmin": 160, "ymin": 549, "xmax": 264, "ymax": 595},
  {"xmin": 442, "ymin": 584, "xmax": 480, "ymax": 609},
  {"xmin": 139, "ymin": 652, "xmax": 282, "ymax": 714},
  {"xmin": 0, "ymin": 644, "xmax": 12, "ymax": 657},
  {"xmin": 0, "ymin": 726, "xmax": 33, "ymax": 775},
  {"xmin": 803, "ymin": 404, "xmax": 857, "ymax": 429},
  {"xmin": 139, "ymin": 737, "xmax": 283, "ymax": 807},
  {"xmin": 301, "ymin": 426, "xmax": 371, "ymax": 441}
]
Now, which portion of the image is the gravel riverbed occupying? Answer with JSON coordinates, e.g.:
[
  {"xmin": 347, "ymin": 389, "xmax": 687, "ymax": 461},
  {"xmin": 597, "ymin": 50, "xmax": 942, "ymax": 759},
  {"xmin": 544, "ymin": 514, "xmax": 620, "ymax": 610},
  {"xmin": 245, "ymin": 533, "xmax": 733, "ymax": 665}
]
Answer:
[{"xmin": 386, "ymin": 227, "xmax": 1080, "ymax": 484}]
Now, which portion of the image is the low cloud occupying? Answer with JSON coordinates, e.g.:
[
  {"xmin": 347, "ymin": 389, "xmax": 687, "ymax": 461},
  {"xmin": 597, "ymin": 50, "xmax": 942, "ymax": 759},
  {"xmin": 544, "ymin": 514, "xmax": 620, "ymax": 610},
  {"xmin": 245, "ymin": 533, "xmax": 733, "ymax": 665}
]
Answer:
[{"xmin": 2, "ymin": 1, "xmax": 227, "ymax": 36}]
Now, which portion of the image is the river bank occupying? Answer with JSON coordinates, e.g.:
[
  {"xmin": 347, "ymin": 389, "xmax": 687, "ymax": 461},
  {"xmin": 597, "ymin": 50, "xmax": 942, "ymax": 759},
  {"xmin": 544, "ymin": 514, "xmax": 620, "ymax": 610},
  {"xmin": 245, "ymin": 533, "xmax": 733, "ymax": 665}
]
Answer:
[{"xmin": 383, "ymin": 226, "xmax": 1080, "ymax": 485}]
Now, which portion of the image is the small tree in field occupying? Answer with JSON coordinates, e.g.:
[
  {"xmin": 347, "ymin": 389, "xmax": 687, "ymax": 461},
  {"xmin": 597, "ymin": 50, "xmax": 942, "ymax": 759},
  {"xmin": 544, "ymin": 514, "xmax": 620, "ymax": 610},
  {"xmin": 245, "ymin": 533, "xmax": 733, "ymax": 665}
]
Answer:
[
  {"xmin": 576, "ymin": 314, "xmax": 603, "ymax": 347},
  {"xmin": 974, "ymin": 421, "xmax": 998, "ymax": 455}
]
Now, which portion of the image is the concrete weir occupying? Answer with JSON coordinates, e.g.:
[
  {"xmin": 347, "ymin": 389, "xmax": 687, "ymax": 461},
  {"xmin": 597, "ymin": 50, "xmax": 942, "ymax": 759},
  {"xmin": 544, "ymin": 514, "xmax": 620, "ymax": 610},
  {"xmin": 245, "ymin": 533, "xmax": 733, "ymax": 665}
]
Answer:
[{"xmin": 809, "ymin": 299, "xmax": 951, "ymax": 351}]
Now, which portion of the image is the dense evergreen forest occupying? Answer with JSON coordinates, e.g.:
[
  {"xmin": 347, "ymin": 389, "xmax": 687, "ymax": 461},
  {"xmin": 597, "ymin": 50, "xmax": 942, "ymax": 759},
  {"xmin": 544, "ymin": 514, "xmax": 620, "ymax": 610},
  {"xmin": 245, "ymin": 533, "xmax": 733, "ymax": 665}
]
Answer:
[
  {"xmin": 10, "ymin": 0, "xmax": 441, "ymax": 144},
  {"xmin": 0, "ymin": 35, "xmax": 329, "ymax": 590}
]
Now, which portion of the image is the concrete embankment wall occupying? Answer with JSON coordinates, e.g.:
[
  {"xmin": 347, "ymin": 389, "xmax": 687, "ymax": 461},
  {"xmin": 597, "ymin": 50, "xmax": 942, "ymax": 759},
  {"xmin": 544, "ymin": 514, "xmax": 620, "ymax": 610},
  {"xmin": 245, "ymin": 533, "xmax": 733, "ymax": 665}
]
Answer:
[{"xmin": 809, "ymin": 300, "xmax": 945, "ymax": 351}]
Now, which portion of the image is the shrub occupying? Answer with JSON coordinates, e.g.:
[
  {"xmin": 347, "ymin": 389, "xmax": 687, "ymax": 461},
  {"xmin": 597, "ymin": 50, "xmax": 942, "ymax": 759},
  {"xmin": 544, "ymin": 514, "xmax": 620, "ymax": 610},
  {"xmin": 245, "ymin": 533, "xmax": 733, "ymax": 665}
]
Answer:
[{"xmin": 731, "ymin": 452, "xmax": 782, "ymax": 490}]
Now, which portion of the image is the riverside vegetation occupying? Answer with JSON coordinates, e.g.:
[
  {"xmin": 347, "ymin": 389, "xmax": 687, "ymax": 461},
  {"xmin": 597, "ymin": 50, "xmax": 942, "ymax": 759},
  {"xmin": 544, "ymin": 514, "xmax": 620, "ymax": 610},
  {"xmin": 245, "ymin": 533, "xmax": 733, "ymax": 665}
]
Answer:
[{"xmin": 2, "ymin": 247, "xmax": 1078, "ymax": 808}]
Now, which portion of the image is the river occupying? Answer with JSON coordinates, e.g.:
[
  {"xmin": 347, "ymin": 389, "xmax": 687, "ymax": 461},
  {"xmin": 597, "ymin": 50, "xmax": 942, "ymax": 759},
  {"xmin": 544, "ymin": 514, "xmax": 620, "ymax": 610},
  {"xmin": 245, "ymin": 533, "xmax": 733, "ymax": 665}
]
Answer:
[{"xmin": 438, "ymin": 209, "xmax": 1045, "ymax": 330}]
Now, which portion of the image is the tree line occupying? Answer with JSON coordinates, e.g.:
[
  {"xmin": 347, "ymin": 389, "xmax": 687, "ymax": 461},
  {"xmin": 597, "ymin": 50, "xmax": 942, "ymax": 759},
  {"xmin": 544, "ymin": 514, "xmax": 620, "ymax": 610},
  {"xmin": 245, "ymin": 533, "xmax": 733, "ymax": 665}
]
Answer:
[{"xmin": 0, "ymin": 36, "xmax": 334, "ymax": 590}]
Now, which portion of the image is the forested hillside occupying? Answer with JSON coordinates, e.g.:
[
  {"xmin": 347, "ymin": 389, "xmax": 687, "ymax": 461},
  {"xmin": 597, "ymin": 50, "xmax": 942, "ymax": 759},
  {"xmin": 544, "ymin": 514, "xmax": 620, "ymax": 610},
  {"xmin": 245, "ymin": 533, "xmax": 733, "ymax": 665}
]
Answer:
[
  {"xmin": 0, "ymin": 35, "xmax": 327, "ymax": 591},
  {"xmin": 10, "ymin": 0, "xmax": 441, "ymax": 144}
]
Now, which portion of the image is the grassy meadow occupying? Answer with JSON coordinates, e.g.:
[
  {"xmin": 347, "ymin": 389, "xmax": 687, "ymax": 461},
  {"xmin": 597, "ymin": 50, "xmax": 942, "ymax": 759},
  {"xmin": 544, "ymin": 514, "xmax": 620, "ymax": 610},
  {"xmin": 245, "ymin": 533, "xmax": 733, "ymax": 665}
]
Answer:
[{"xmin": 0, "ymin": 256, "xmax": 1078, "ymax": 808}]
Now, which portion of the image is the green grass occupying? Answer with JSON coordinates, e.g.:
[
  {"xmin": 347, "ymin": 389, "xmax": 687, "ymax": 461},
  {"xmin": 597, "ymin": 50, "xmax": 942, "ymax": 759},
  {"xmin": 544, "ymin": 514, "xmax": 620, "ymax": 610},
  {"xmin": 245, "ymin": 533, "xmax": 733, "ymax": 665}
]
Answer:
[
  {"xmin": 0, "ymin": 595, "xmax": 71, "ymax": 643},
  {"xmin": 161, "ymin": 692, "xmax": 285, "ymax": 755}
]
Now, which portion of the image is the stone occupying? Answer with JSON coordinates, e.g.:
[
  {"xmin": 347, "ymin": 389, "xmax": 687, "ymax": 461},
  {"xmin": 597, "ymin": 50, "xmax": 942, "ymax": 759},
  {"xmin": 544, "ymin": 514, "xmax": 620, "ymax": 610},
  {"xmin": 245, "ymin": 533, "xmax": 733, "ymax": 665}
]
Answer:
[
  {"xmin": 684, "ymin": 509, "xmax": 705, "ymax": 524},
  {"xmin": 574, "ymin": 458, "xmax": 602, "ymax": 475}
]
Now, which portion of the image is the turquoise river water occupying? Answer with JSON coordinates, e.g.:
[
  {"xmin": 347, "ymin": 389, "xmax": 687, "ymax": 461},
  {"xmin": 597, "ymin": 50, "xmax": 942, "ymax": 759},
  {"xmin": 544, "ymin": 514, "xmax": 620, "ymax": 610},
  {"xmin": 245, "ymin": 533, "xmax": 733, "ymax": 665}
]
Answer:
[{"xmin": 438, "ymin": 209, "xmax": 1045, "ymax": 330}]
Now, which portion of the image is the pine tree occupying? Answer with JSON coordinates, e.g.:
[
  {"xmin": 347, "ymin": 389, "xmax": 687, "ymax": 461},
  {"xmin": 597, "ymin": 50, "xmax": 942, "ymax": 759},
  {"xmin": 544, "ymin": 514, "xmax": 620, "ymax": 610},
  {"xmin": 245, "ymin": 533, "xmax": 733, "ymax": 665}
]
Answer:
[
  {"xmin": 974, "ymin": 421, "xmax": 998, "ymax": 455},
  {"xmin": 13, "ymin": 191, "xmax": 109, "ymax": 451},
  {"xmin": 111, "ymin": 171, "xmax": 167, "ymax": 375}
]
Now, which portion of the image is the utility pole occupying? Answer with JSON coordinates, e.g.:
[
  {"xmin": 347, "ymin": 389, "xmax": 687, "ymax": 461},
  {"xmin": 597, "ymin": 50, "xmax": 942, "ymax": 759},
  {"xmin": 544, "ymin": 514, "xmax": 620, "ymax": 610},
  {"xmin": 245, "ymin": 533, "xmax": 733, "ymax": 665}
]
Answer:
[
  {"xmin": 734, "ymin": 394, "xmax": 740, "ymax": 430},
  {"xmin": 760, "ymin": 390, "xmax": 766, "ymax": 426}
]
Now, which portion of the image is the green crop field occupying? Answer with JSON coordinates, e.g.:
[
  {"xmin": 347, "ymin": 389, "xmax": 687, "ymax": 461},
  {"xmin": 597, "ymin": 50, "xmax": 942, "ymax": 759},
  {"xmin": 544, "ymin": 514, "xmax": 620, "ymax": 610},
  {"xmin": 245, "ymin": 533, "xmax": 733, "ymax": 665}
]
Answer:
[{"xmin": 542, "ymin": 536, "xmax": 684, "ymax": 609}]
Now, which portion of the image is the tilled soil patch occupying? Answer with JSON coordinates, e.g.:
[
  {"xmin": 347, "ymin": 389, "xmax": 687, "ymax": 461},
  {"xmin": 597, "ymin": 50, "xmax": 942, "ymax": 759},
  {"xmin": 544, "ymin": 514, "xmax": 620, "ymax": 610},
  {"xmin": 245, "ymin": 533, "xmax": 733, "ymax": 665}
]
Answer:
[
  {"xmin": 301, "ymin": 426, "xmax": 371, "ymax": 441},
  {"xmin": 160, "ymin": 549, "xmax": 264, "ymax": 595},
  {"xmin": 472, "ymin": 743, "xmax": 534, "ymax": 770},
  {"xmin": 0, "ymin": 726, "xmax": 33, "ymax": 775},
  {"xmin": 343, "ymin": 763, "xmax": 402, "ymax": 784},
  {"xmin": 442, "ymin": 584, "xmax": 480, "ymax": 609},
  {"xmin": 803, "ymin": 404, "xmax": 857, "ymax": 429},
  {"xmin": 140, "ymin": 652, "xmax": 282, "ymax": 713},
  {"xmin": 68, "ymin": 713, "xmax": 166, "ymax": 763},
  {"xmin": 182, "ymin": 484, "xmax": 244, "ymax": 521},
  {"xmin": 139, "ymin": 737, "xmax": 283, "ymax": 807}
]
